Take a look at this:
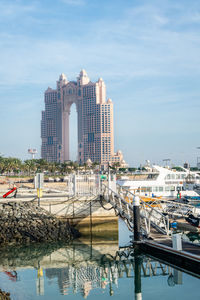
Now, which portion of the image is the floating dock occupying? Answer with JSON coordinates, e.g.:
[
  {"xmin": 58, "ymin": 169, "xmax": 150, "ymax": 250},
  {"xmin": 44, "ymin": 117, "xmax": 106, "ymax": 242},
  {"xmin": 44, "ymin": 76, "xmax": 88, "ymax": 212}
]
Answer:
[{"xmin": 139, "ymin": 239, "xmax": 200, "ymax": 278}]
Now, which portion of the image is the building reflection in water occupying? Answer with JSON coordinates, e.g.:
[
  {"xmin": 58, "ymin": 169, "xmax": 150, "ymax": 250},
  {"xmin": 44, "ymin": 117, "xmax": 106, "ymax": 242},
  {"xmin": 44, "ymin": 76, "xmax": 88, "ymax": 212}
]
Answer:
[
  {"xmin": 0, "ymin": 240, "xmax": 184, "ymax": 298},
  {"xmin": 45, "ymin": 264, "xmax": 119, "ymax": 297},
  {"xmin": 42, "ymin": 244, "xmax": 183, "ymax": 298}
]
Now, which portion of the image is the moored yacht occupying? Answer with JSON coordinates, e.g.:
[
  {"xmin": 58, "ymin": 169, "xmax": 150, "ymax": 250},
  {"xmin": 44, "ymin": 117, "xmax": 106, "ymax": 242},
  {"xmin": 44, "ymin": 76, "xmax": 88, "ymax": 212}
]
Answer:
[{"xmin": 117, "ymin": 164, "xmax": 200, "ymax": 198}]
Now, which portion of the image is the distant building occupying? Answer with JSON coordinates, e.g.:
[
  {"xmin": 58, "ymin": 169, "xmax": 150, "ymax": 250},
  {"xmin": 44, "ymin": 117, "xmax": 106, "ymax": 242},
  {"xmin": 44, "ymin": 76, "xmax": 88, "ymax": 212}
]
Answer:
[{"xmin": 41, "ymin": 70, "xmax": 126, "ymax": 166}]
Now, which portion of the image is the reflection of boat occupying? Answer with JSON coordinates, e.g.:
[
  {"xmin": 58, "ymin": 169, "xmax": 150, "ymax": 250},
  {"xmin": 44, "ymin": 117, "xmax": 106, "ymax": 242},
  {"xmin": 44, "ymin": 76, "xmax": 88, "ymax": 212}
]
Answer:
[
  {"xmin": 118, "ymin": 164, "xmax": 200, "ymax": 198},
  {"xmin": 185, "ymin": 214, "xmax": 200, "ymax": 228}
]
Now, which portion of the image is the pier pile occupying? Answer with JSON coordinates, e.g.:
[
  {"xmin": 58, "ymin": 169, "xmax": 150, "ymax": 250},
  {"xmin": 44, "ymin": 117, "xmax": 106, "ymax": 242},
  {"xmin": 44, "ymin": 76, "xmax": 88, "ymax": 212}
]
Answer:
[{"xmin": 0, "ymin": 202, "xmax": 80, "ymax": 245}]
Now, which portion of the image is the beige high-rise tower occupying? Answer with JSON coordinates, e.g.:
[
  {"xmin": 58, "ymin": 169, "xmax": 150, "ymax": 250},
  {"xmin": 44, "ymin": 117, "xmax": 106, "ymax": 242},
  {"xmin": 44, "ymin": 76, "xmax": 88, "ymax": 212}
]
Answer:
[{"xmin": 41, "ymin": 70, "xmax": 125, "ymax": 165}]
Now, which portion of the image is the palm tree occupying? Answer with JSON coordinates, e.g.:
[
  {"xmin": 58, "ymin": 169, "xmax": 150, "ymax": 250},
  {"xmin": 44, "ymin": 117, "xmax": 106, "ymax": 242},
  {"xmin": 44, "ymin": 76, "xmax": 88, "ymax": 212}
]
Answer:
[
  {"xmin": 73, "ymin": 162, "xmax": 79, "ymax": 172},
  {"xmin": 48, "ymin": 161, "xmax": 61, "ymax": 176},
  {"xmin": 3, "ymin": 158, "xmax": 13, "ymax": 175},
  {"xmin": 0, "ymin": 157, "xmax": 23, "ymax": 175},
  {"xmin": 11, "ymin": 158, "xmax": 22, "ymax": 175},
  {"xmin": 83, "ymin": 162, "xmax": 87, "ymax": 173},
  {"xmin": 0, "ymin": 156, "xmax": 6, "ymax": 174},
  {"xmin": 112, "ymin": 162, "xmax": 120, "ymax": 173},
  {"xmin": 91, "ymin": 161, "xmax": 100, "ymax": 173},
  {"xmin": 61, "ymin": 162, "xmax": 71, "ymax": 174},
  {"xmin": 24, "ymin": 160, "xmax": 37, "ymax": 176},
  {"xmin": 68, "ymin": 161, "xmax": 74, "ymax": 170},
  {"xmin": 35, "ymin": 159, "xmax": 48, "ymax": 173}
]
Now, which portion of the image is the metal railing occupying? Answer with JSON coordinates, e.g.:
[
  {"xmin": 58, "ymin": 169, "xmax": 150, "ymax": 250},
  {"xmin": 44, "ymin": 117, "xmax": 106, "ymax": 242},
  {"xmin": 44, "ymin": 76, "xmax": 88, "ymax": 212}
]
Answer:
[
  {"xmin": 101, "ymin": 183, "xmax": 171, "ymax": 237},
  {"xmin": 118, "ymin": 185, "xmax": 199, "ymax": 218},
  {"xmin": 74, "ymin": 174, "xmax": 100, "ymax": 196},
  {"xmin": 63, "ymin": 174, "xmax": 100, "ymax": 196}
]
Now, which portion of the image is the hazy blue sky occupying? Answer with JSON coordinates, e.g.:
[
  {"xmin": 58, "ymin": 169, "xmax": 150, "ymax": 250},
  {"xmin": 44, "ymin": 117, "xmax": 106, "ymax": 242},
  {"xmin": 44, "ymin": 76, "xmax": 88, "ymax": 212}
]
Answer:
[{"xmin": 0, "ymin": 0, "xmax": 200, "ymax": 166}]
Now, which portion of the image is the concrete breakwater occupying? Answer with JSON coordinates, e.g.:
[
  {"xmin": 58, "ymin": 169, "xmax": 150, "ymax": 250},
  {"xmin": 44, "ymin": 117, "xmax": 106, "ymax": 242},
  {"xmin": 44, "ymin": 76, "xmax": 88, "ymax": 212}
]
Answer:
[{"xmin": 0, "ymin": 202, "xmax": 80, "ymax": 245}]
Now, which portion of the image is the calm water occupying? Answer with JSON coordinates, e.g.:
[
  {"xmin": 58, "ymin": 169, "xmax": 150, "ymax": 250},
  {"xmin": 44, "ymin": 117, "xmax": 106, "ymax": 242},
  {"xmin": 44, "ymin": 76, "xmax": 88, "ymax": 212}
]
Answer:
[{"xmin": 0, "ymin": 220, "xmax": 199, "ymax": 300}]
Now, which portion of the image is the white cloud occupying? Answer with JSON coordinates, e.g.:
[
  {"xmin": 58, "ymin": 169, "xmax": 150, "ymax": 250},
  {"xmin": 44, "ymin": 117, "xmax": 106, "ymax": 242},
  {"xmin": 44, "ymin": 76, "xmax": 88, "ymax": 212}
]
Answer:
[
  {"xmin": 0, "ymin": 16, "xmax": 200, "ymax": 88},
  {"xmin": 61, "ymin": 0, "xmax": 85, "ymax": 6},
  {"xmin": 153, "ymin": 14, "xmax": 169, "ymax": 25},
  {"xmin": 0, "ymin": 0, "xmax": 199, "ymax": 88},
  {"xmin": 0, "ymin": 1, "xmax": 36, "ymax": 19}
]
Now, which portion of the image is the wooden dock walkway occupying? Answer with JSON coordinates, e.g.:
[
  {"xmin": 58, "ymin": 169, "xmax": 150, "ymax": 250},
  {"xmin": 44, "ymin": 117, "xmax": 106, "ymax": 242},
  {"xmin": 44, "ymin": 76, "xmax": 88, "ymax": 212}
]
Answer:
[
  {"xmin": 156, "ymin": 238, "xmax": 200, "ymax": 256},
  {"xmin": 148, "ymin": 224, "xmax": 200, "ymax": 256}
]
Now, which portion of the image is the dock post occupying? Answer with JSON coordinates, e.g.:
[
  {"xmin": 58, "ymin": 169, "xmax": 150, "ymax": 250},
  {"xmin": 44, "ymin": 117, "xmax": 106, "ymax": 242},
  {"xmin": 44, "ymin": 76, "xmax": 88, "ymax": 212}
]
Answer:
[
  {"xmin": 133, "ymin": 195, "xmax": 140, "ymax": 242},
  {"xmin": 172, "ymin": 233, "xmax": 182, "ymax": 251},
  {"xmin": 134, "ymin": 255, "xmax": 142, "ymax": 300}
]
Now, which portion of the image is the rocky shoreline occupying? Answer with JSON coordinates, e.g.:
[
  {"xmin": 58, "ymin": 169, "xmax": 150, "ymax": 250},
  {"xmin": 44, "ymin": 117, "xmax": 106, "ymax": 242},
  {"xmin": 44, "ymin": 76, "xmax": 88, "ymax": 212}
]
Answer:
[
  {"xmin": 0, "ymin": 289, "xmax": 11, "ymax": 300},
  {"xmin": 0, "ymin": 201, "xmax": 80, "ymax": 245}
]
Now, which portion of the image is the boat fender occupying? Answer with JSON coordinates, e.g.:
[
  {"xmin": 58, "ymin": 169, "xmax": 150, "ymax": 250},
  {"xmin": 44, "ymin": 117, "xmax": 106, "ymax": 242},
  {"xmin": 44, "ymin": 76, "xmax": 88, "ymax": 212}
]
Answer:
[{"xmin": 170, "ymin": 222, "xmax": 177, "ymax": 229}]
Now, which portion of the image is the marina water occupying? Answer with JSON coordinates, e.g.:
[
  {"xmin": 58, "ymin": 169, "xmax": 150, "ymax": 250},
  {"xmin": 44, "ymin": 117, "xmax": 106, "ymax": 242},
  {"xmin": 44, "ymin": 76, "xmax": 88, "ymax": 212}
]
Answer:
[{"xmin": 0, "ymin": 220, "xmax": 199, "ymax": 300}]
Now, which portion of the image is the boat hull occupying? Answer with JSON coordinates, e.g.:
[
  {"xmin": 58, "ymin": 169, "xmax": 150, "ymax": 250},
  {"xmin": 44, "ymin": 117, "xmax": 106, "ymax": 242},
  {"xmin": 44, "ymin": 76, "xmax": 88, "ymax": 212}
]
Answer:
[{"xmin": 185, "ymin": 214, "xmax": 200, "ymax": 228}]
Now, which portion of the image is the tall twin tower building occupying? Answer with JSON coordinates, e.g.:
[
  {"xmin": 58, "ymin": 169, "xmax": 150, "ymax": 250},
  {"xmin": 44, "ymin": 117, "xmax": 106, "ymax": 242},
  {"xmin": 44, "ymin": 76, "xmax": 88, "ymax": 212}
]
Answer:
[{"xmin": 41, "ymin": 70, "xmax": 125, "ymax": 166}]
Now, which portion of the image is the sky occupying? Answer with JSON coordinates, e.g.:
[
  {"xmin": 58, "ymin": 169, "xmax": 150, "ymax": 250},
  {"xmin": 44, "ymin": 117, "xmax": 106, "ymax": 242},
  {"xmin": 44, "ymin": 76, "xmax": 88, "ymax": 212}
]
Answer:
[{"xmin": 0, "ymin": 0, "xmax": 200, "ymax": 167}]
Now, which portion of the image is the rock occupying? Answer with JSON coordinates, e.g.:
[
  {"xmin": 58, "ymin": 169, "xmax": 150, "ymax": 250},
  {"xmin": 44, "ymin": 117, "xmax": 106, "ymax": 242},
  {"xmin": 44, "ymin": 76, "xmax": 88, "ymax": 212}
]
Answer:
[
  {"xmin": 0, "ymin": 289, "xmax": 11, "ymax": 299},
  {"xmin": 0, "ymin": 202, "xmax": 80, "ymax": 245}
]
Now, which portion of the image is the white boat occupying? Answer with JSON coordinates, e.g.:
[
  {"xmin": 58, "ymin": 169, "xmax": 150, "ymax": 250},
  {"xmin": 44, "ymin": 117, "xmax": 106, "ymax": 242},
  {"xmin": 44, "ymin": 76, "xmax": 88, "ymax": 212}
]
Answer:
[
  {"xmin": 117, "ymin": 164, "xmax": 200, "ymax": 198},
  {"xmin": 182, "ymin": 174, "xmax": 200, "ymax": 196}
]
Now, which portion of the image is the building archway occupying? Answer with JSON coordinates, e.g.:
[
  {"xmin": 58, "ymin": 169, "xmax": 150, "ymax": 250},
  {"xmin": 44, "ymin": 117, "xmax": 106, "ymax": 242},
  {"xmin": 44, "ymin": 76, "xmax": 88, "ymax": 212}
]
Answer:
[
  {"xmin": 41, "ymin": 71, "xmax": 125, "ymax": 167},
  {"xmin": 69, "ymin": 103, "xmax": 78, "ymax": 161}
]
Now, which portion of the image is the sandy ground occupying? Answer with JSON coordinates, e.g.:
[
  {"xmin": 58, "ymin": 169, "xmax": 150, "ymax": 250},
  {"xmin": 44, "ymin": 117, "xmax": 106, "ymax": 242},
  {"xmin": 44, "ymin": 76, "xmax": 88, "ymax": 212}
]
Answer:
[{"xmin": 0, "ymin": 176, "xmax": 67, "ymax": 191}]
